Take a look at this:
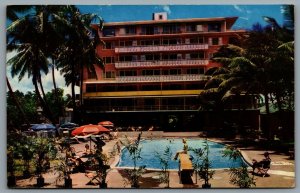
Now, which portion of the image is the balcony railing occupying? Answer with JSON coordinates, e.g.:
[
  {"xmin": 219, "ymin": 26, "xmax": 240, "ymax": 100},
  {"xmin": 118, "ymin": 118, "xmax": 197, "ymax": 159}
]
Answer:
[
  {"xmin": 115, "ymin": 59, "xmax": 209, "ymax": 69},
  {"xmin": 115, "ymin": 44, "xmax": 209, "ymax": 53},
  {"xmin": 84, "ymin": 104, "xmax": 199, "ymax": 112},
  {"xmin": 115, "ymin": 74, "xmax": 209, "ymax": 83}
]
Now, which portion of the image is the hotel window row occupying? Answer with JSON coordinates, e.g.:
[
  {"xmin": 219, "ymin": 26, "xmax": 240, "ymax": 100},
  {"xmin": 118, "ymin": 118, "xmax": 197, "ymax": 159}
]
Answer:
[
  {"xmin": 102, "ymin": 22, "xmax": 223, "ymax": 37},
  {"xmin": 103, "ymin": 52, "xmax": 207, "ymax": 63},
  {"xmin": 103, "ymin": 37, "xmax": 222, "ymax": 49},
  {"xmin": 86, "ymin": 83, "xmax": 205, "ymax": 92},
  {"xmin": 103, "ymin": 68, "xmax": 205, "ymax": 78}
]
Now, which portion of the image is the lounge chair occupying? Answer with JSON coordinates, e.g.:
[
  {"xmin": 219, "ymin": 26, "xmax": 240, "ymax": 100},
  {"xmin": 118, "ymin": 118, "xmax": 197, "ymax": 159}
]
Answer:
[{"xmin": 255, "ymin": 160, "xmax": 271, "ymax": 177}]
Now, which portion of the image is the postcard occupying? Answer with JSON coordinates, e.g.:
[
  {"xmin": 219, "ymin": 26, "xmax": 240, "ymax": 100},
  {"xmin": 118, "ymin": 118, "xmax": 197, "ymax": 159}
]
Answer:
[{"xmin": 6, "ymin": 4, "xmax": 295, "ymax": 189}]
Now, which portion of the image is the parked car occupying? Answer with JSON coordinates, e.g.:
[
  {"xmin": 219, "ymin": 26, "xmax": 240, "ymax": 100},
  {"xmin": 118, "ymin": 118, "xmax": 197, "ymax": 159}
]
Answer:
[{"xmin": 58, "ymin": 122, "xmax": 78, "ymax": 137}]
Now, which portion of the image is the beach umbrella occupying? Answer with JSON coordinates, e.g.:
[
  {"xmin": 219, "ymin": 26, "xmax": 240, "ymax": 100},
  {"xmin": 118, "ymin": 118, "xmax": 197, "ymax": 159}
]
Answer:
[
  {"xmin": 60, "ymin": 122, "xmax": 78, "ymax": 129},
  {"xmin": 71, "ymin": 124, "xmax": 110, "ymax": 136},
  {"xmin": 98, "ymin": 121, "xmax": 114, "ymax": 127},
  {"xmin": 31, "ymin": 123, "xmax": 56, "ymax": 131}
]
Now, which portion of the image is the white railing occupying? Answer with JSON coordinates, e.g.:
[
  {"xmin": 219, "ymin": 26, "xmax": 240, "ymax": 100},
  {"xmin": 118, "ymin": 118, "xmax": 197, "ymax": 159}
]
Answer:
[
  {"xmin": 115, "ymin": 74, "xmax": 210, "ymax": 83},
  {"xmin": 115, "ymin": 59, "xmax": 209, "ymax": 68},
  {"xmin": 115, "ymin": 44, "xmax": 209, "ymax": 53}
]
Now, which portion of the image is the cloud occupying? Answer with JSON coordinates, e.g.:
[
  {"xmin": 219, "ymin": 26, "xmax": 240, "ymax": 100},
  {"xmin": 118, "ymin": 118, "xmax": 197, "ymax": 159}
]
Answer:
[
  {"xmin": 6, "ymin": 51, "xmax": 77, "ymax": 96},
  {"xmin": 162, "ymin": 5, "xmax": 171, "ymax": 14},
  {"xmin": 233, "ymin": 5, "xmax": 243, "ymax": 12},
  {"xmin": 240, "ymin": 17, "xmax": 249, "ymax": 21}
]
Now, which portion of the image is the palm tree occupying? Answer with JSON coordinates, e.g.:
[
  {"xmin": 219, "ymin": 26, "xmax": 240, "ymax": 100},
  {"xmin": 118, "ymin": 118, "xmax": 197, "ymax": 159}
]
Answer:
[
  {"xmin": 7, "ymin": 8, "xmax": 55, "ymax": 123},
  {"xmin": 6, "ymin": 77, "xmax": 30, "ymax": 126},
  {"xmin": 55, "ymin": 6, "xmax": 104, "ymax": 121}
]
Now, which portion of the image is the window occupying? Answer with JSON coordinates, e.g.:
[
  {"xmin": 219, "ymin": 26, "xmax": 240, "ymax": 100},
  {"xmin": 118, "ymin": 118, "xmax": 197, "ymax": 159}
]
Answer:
[
  {"xmin": 119, "ymin": 70, "xmax": 137, "ymax": 76},
  {"xmin": 189, "ymin": 37, "xmax": 204, "ymax": 44},
  {"xmin": 87, "ymin": 70, "xmax": 97, "ymax": 79},
  {"xmin": 120, "ymin": 55, "xmax": 133, "ymax": 62},
  {"xmin": 120, "ymin": 41, "xmax": 133, "ymax": 47},
  {"xmin": 170, "ymin": 69, "xmax": 181, "ymax": 75},
  {"xmin": 162, "ymin": 54, "xmax": 177, "ymax": 60},
  {"xmin": 132, "ymin": 55, "xmax": 138, "ymax": 61},
  {"xmin": 154, "ymin": 26, "xmax": 159, "ymax": 34},
  {"xmin": 142, "ymin": 69, "xmax": 161, "ymax": 76},
  {"xmin": 162, "ymin": 25, "xmax": 180, "ymax": 34},
  {"xmin": 103, "ymin": 27, "xmax": 115, "ymax": 36},
  {"xmin": 212, "ymin": 38, "xmax": 219, "ymax": 45},
  {"xmin": 208, "ymin": 23, "xmax": 221, "ymax": 32},
  {"xmin": 104, "ymin": 57, "xmax": 115, "ymax": 64},
  {"xmin": 105, "ymin": 71, "xmax": 115, "ymax": 78},
  {"xmin": 190, "ymin": 52, "xmax": 205, "ymax": 59},
  {"xmin": 103, "ymin": 42, "xmax": 115, "ymax": 49},
  {"xmin": 86, "ymin": 84, "xmax": 97, "ymax": 92},
  {"xmin": 186, "ymin": 24, "xmax": 196, "ymax": 32},
  {"xmin": 187, "ymin": 68, "xmax": 204, "ymax": 74},
  {"xmin": 159, "ymin": 14, "xmax": 163, "ymax": 20},
  {"xmin": 141, "ymin": 26, "xmax": 155, "ymax": 35},
  {"xmin": 196, "ymin": 24, "xmax": 203, "ymax": 32},
  {"xmin": 162, "ymin": 39, "xmax": 180, "ymax": 45},
  {"xmin": 125, "ymin": 26, "xmax": 136, "ymax": 35}
]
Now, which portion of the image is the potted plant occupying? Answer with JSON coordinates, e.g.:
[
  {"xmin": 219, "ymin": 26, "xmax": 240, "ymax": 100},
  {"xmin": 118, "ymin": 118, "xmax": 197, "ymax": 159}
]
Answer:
[
  {"xmin": 120, "ymin": 133, "xmax": 146, "ymax": 188},
  {"xmin": 7, "ymin": 146, "xmax": 17, "ymax": 187},
  {"xmin": 92, "ymin": 147, "xmax": 111, "ymax": 188},
  {"xmin": 32, "ymin": 137, "xmax": 57, "ymax": 187},
  {"xmin": 156, "ymin": 145, "xmax": 172, "ymax": 188},
  {"xmin": 190, "ymin": 139, "xmax": 214, "ymax": 188},
  {"xmin": 54, "ymin": 155, "xmax": 72, "ymax": 188},
  {"xmin": 222, "ymin": 146, "xmax": 256, "ymax": 188}
]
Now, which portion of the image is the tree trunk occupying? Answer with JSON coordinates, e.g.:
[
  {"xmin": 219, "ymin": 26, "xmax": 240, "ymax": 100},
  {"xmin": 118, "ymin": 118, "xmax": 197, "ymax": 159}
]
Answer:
[
  {"xmin": 51, "ymin": 59, "xmax": 59, "ymax": 102},
  {"xmin": 6, "ymin": 77, "xmax": 30, "ymax": 127},
  {"xmin": 33, "ymin": 76, "xmax": 55, "ymax": 123},
  {"xmin": 38, "ymin": 76, "xmax": 56, "ymax": 122},
  {"xmin": 71, "ymin": 64, "xmax": 77, "ymax": 122},
  {"xmin": 80, "ymin": 64, "xmax": 84, "ymax": 106},
  {"xmin": 38, "ymin": 76, "xmax": 47, "ymax": 101},
  {"xmin": 264, "ymin": 93, "xmax": 270, "ymax": 114}
]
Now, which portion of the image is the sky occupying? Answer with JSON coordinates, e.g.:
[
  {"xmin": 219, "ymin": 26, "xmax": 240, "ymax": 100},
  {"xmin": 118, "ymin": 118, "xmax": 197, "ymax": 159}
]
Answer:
[{"xmin": 6, "ymin": 4, "xmax": 286, "ymax": 95}]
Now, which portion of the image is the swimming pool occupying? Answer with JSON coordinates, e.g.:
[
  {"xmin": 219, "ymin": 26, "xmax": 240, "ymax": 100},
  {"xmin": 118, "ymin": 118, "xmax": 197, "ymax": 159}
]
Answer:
[{"xmin": 117, "ymin": 139, "xmax": 247, "ymax": 169}]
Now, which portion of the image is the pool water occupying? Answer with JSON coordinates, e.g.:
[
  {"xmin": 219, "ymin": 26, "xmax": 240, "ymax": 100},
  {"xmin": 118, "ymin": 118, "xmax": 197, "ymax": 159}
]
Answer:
[{"xmin": 117, "ymin": 139, "xmax": 247, "ymax": 169}]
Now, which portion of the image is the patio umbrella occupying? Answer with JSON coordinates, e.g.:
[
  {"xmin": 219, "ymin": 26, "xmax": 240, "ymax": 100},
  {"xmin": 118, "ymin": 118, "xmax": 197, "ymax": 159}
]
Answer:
[
  {"xmin": 71, "ymin": 124, "xmax": 110, "ymax": 136},
  {"xmin": 31, "ymin": 123, "xmax": 56, "ymax": 131},
  {"xmin": 98, "ymin": 121, "xmax": 114, "ymax": 127},
  {"xmin": 60, "ymin": 122, "xmax": 78, "ymax": 129}
]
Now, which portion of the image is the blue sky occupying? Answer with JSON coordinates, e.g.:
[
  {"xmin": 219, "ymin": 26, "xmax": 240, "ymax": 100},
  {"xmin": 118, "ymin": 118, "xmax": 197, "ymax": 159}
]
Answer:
[
  {"xmin": 78, "ymin": 5, "xmax": 284, "ymax": 30},
  {"xmin": 7, "ymin": 4, "xmax": 286, "ymax": 95}
]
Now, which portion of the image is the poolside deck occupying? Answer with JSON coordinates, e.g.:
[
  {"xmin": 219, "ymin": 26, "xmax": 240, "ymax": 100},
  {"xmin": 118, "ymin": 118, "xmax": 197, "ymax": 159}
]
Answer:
[{"xmin": 15, "ymin": 134, "xmax": 295, "ymax": 188}]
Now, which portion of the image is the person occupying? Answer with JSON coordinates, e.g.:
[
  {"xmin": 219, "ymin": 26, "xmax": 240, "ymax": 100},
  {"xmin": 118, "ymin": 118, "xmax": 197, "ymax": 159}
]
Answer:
[
  {"xmin": 182, "ymin": 138, "xmax": 188, "ymax": 153},
  {"xmin": 252, "ymin": 152, "xmax": 271, "ymax": 172},
  {"xmin": 70, "ymin": 147, "xmax": 76, "ymax": 157},
  {"xmin": 116, "ymin": 140, "xmax": 121, "ymax": 153},
  {"xmin": 72, "ymin": 158, "xmax": 86, "ymax": 173},
  {"xmin": 174, "ymin": 138, "xmax": 189, "ymax": 160},
  {"xmin": 84, "ymin": 144, "xmax": 90, "ymax": 155}
]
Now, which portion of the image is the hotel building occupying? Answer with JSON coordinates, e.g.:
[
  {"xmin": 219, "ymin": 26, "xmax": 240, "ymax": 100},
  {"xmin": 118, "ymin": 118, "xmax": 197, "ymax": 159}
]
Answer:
[{"xmin": 82, "ymin": 13, "xmax": 249, "ymax": 130}]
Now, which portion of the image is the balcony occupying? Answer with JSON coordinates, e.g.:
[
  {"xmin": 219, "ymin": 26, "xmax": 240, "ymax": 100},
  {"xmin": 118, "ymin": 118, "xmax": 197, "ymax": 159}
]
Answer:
[
  {"xmin": 116, "ymin": 74, "xmax": 209, "ymax": 83},
  {"xmin": 84, "ymin": 104, "xmax": 199, "ymax": 112},
  {"xmin": 115, "ymin": 44, "xmax": 209, "ymax": 53},
  {"xmin": 115, "ymin": 59, "xmax": 209, "ymax": 69}
]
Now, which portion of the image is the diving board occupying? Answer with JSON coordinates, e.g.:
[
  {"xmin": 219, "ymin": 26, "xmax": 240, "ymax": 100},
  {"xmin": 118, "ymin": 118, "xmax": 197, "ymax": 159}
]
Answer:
[{"xmin": 178, "ymin": 153, "xmax": 194, "ymax": 184}]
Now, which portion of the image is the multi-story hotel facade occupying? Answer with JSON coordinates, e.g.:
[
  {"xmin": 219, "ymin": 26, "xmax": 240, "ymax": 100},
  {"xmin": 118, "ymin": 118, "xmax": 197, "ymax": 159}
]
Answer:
[{"xmin": 82, "ymin": 13, "xmax": 250, "ymax": 130}]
